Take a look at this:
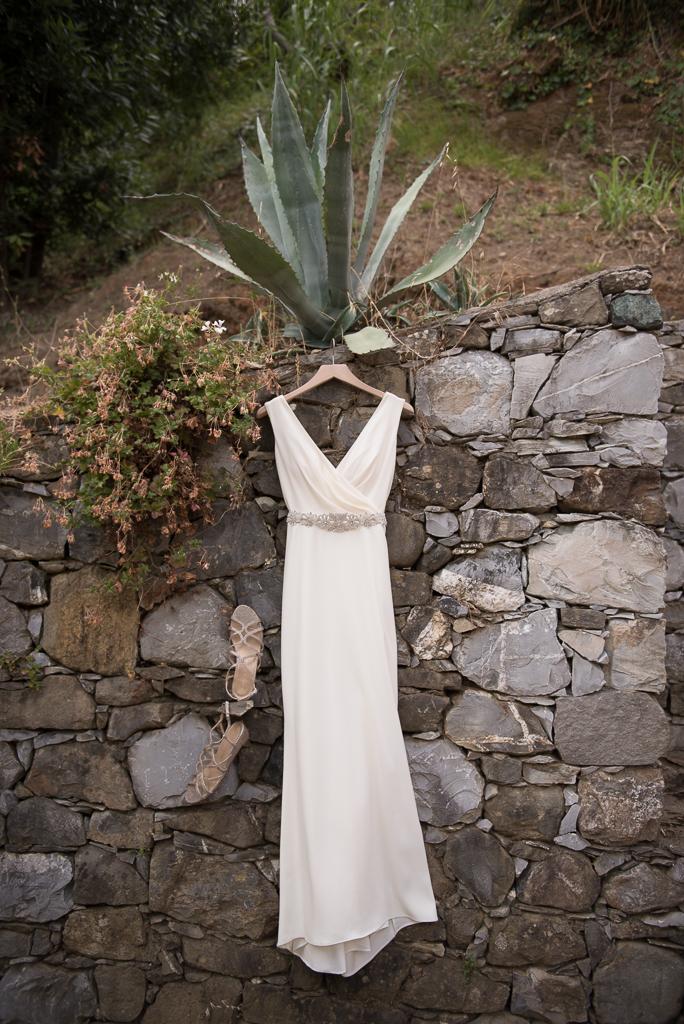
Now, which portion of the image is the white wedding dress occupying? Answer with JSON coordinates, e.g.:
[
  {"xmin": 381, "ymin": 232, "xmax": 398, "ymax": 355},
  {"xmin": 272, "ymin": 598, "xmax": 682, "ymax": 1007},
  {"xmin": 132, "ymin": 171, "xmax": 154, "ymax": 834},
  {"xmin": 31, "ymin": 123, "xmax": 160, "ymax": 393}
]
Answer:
[{"xmin": 265, "ymin": 390, "xmax": 438, "ymax": 976}]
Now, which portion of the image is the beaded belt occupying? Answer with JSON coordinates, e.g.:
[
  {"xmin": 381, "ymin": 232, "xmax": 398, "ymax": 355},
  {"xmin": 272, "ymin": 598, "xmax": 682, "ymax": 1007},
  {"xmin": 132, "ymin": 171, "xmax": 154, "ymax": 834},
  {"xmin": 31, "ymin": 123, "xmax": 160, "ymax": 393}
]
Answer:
[{"xmin": 287, "ymin": 510, "xmax": 386, "ymax": 531}]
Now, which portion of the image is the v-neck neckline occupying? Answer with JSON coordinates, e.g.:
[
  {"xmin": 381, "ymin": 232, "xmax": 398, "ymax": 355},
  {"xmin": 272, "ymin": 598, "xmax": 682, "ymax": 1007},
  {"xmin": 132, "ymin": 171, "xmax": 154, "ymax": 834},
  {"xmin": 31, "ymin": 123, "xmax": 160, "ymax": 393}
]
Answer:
[{"xmin": 275, "ymin": 391, "xmax": 393, "ymax": 473}]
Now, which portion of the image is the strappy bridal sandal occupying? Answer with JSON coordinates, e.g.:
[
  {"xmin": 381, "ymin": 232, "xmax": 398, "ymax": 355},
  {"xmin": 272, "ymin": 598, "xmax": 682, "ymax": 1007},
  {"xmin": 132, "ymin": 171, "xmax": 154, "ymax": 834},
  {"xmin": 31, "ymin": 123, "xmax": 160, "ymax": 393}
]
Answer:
[
  {"xmin": 225, "ymin": 604, "xmax": 263, "ymax": 701},
  {"xmin": 183, "ymin": 704, "xmax": 250, "ymax": 805}
]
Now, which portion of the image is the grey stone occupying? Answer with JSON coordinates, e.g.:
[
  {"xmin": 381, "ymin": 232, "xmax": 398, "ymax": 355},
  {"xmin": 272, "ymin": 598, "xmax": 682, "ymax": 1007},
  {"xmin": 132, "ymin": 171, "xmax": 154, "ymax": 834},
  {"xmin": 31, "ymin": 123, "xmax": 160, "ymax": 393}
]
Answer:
[
  {"xmin": 600, "ymin": 266, "xmax": 652, "ymax": 292},
  {"xmin": 41, "ymin": 565, "xmax": 139, "ymax": 675},
  {"xmin": 442, "ymin": 898, "xmax": 484, "ymax": 949},
  {"xmin": 664, "ymin": 476, "xmax": 684, "ymax": 526},
  {"xmin": 522, "ymin": 759, "xmax": 578, "ymax": 785},
  {"xmin": 443, "ymin": 825, "xmax": 515, "ymax": 906},
  {"xmin": 0, "ymin": 487, "xmax": 68, "ymax": 560},
  {"xmin": 485, "ymin": 786, "xmax": 564, "ymax": 840},
  {"xmin": 401, "ymin": 445, "xmax": 482, "ymax": 509},
  {"xmin": 483, "ymin": 454, "xmax": 556, "ymax": 510},
  {"xmin": 95, "ymin": 675, "xmax": 160, "ymax": 706},
  {"xmin": 0, "ymin": 595, "xmax": 32, "ymax": 657},
  {"xmin": 0, "ymin": 675, "xmax": 96, "ymax": 730},
  {"xmin": 518, "ymin": 850, "xmax": 599, "ymax": 911},
  {"xmin": 25, "ymin": 739, "xmax": 137, "ymax": 810},
  {"xmin": 142, "ymin": 977, "xmax": 243, "ymax": 1024},
  {"xmin": 107, "ymin": 702, "xmax": 177, "ymax": 742},
  {"xmin": 503, "ymin": 328, "xmax": 562, "ymax": 355},
  {"xmin": 571, "ymin": 654, "xmax": 605, "ymax": 695},
  {"xmin": 488, "ymin": 912, "xmax": 586, "ymax": 966},
  {"xmin": 510, "ymin": 353, "xmax": 558, "ymax": 419},
  {"xmin": 139, "ymin": 583, "xmax": 234, "ymax": 669},
  {"xmin": 73, "ymin": 844, "xmax": 147, "ymax": 905},
  {"xmin": 398, "ymin": 690, "xmax": 450, "ymax": 732},
  {"xmin": 424, "ymin": 510, "xmax": 459, "ymax": 538},
  {"xmin": 0, "ymin": 561, "xmax": 48, "ymax": 605},
  {"xmin": 481, "ymin": 755, "xmax": 523, "ymax": 784},
  {"xmin": 559, "ymin": 466, "xmax": 665, "ymax": 524},
  {"xmin": 127, "ymin": 713, "xmax": 238, "ymax": 809},
  {"xmin": 405, "ymin": 736, "xmax": 484, "ymax": 826},
  {"xmin": 88, "ymin": 808, "xmax": 155, "ymax": 850},
  {"xmin": 415, "ymin": 351, "xmax": 512, "ymax": 436},
  {"xmin": 554, "ymin": 692, "xmax": 670, "ymax": 765},
  {"xmin": 533, "ymin": 329, "xmax": 663, "ymax": 416},
  {"xmin": 390, "ymin": 568, "xmax": 431, "ymax": 606},
  {"xmin": 0, "ymin": 741, "xmax": 24, "ymax": 789},
  {"xmin": 511, "ymin": 968, "xmax": 588, "ymax": 1024},
  {"xmin": 664, "ymin": 536, "xmax": 684, "ymax": 590},
  {"xmin": 433, "ymin": 544, "xmax": 524, "ymax": 614},
  {"xmin": 446, "ymin": 691, "xmax": 553, "ymax": 754},
  {"xmin": 385, "ymin": 512, "xmax": 425, "ymax": 567},
  {"xmin": 7, "ymin": 796, "xmax": 86, "ymax": 851},
  {"xmin": 399, "ymin": 955, "xmax": 510, "ymax": 1013},
  {"xmin": 663, "ymin": 344, "xmax": 684, "ymax": 383},
  {"xmin": 560, "ymin": 606, "xmax": 606, "ymax": 629},
  {"xmin": 459, "ymin": 508, "xmax": 539, "ymax": 542},
  {"xmin": 402, "ymin": 605, "xmax": 453, "ymax": 659},
  {"xmin": 94, "ymin": 964, "xmax": 147, "ymax": 1023},
  {"xmin": 538, "ymin": 281, "xmax": 609, "ymax": 327},
  {"xmin": 610, "ymin": 291, "xmax": 663, "ymax": 330},
  {"xmin": 559, "ymin": 629, "xmax": 604, "ymax": 662},
  {"xmin": 173, "ymin": 500, "xmax": 274, "ymax": 579},
  {"xmin": 594, "ymin": 943, "xmax": 684, "ymax": 1024},
  {"xmin": 0, "ymin": 963, "xmax": 96, "ymax": 1024},
  {"xmin": 149, "ymin": 840, "xmax": 278, "ymax": 939},
  {"xmin": 198, "ymin": 438, "xmax": 252, "ymax": 498},
  {"xmin": 452, "ymin": 608, "xmax": 570, "ymax": 697},
  {"xmin": 235, "ymin": 565, "xmax": 283, "ymax": 628},
  {"xmin": 605, "ymin": 617, "xmax": 666, "ymax": 692},
  {"xmin": 603, "ymin": 862, "xmax": 684, "ymax": 913},
  {"xmin": 159, "ymin": 802, "xmax": 263, "ymax": 848},
  {"xmin": 597, "ymin": 418, "xmax": 667, "ymax": 467},
  {"xmin": 0, "ymin": 851, "xmax": 73, "ymax": 922},
  {"xmin": 182, "ymin": 933, "xmax": 288, "ymax": 977},
  {"xmin": 527, "ymin": 520, "xmax": 666, "ymax": 612},
  {"xmin": 665, "ymin": 417, "xmax": 684, "ymax": 471},
  {"xmin": 63, "ymin": 906, "xmax": 148, "ymax": 960}
]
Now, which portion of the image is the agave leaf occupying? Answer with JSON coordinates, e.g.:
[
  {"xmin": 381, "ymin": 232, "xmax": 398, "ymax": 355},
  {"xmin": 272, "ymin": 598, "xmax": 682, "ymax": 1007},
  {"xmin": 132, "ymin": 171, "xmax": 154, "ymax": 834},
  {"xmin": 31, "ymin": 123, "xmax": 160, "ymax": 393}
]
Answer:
[
  {"xmin": 325, "ymin": 81, "xmax": 354, "ymax": 309},
  {"xmin": 343, "ymin": 325, "xmax": 396, "ymax": 354},
  {"xmin": 356, "ymin": 144, "xmax": 447, "ymax": 300},
  {"xmin": 135, "ymin": 191, "xmax": 329, "ymax": 337},
  {"xmin": 271, "ymin": 63, "xmax": 328, "ymax": 309},
  {"xmin": 160, "ymin": 231, "xmax": 261, "ymax": 288},
  {"xmin": 241, "ymin": 141, "xmax": 288, "ymax": 258},
  {"xmin": 311, "ymin": 98, "xmax": 332, "ymax": 197},
  {"xmin": 380, "ymin": 189, "xmax": 497, "ymax": 302},
  {"xmin": 255, "ymin": 117, "xmax": 303, "ymax": 283},
  {"xmin": 353, "ymin": 73, "xmax": 403, "ymax": 276},
  {"xmin": 320, "ymin": 302, "xmax": 359, "ymax": 344}
]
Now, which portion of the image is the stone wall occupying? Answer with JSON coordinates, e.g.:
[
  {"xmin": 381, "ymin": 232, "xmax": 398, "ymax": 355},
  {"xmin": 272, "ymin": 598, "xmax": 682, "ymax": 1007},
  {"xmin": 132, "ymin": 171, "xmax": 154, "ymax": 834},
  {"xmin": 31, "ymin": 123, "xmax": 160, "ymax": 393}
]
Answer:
[{"xmin": 0, "ymin": 265, "xmax": 683, "ymax": 1024}]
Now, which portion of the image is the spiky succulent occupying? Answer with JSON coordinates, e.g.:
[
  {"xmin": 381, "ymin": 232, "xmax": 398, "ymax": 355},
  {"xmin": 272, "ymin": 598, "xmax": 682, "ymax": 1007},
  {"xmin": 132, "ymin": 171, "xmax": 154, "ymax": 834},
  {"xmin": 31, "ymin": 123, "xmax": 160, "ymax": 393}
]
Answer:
[{"xmin": 137, "ymin": 66, "xmax": 497, "ymax": 352}]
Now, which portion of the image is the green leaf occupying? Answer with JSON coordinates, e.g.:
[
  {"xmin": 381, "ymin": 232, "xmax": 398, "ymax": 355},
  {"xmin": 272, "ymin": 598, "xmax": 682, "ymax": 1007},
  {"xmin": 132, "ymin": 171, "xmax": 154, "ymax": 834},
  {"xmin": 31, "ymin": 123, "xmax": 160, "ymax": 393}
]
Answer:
[
  {"xmin": 380, "ymin": 189, "xmax": 497, "ymax": 302},
  {"xmin": 271, "ymin": 63, "xmax": 328, "ymax": 309},
  {"xmin": 353, "ymin": 73, "xmax": 403, "ymax": 278},
  {"xmin": 241, "ymin": 142, "xmax": 288, "ymax": 258},
  {"xmin": 325, "ymin": 81, "xmax": 354, "ymax": 309},
  {"xmin": 136, "ymin": 191, "xmax": 329, "ymax": 337},
  {"xmin": 311, "ymin": 98, "xmax": 331, "ymax": 198},
  {"xmin": 255, "ymin": 117, "xmax": 303, "ymax": 282},
  {"xmin": 160, "ymin": 231, "xmax": 259, "ymax": 287},
  {"xmin": 343, "ymin": 325, "xmax": 396, "ymax": 354},
  {"xmin": 356, "ymin": 144, "xmax": 447, "ymax": 300}
]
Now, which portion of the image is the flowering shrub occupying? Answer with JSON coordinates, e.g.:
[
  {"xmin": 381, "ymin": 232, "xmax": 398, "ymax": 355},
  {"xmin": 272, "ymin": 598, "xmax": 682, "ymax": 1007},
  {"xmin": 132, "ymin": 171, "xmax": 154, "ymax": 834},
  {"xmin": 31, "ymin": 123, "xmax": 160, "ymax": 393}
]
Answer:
[{"xmin": 23, "ymin": 280, "xmax": 274, "ymax": 588}]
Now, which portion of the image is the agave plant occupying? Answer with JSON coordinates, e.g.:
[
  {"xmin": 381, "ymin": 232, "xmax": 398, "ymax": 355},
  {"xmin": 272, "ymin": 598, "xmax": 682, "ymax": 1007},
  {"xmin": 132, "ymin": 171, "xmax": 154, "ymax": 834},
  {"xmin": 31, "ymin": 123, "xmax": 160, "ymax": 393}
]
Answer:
[{"xmin": 136, "ymin": 66, "xmax": 497, "ymax": 353}]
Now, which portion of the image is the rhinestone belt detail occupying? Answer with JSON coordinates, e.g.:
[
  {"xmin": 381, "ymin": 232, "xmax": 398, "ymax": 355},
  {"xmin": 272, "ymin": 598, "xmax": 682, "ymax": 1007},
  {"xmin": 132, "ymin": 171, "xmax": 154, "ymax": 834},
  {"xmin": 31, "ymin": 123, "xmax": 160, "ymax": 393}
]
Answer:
[{"xmin": 287, "ymin": 510, "xmax": 386, "ymax": 531}]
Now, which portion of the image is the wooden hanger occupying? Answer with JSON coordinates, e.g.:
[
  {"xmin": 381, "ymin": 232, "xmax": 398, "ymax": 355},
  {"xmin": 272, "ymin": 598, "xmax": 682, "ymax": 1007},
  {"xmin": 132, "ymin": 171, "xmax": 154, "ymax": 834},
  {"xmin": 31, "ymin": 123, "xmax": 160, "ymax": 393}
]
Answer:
[{"xmin": 255, "ymin": 339, "xmax": 414, "ymax": 419}]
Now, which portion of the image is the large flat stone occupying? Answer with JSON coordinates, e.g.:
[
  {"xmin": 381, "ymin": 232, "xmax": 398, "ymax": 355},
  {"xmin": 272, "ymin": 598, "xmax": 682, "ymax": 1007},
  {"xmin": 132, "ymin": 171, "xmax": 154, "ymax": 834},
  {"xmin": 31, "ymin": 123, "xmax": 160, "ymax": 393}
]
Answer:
[
  {"xmin": 172, "ymin": 500, "xmax": 274, "ymax": 579},
  {"xmin": 63, "ymin": 906, "xmax": 148, "ymax": 960},
  {"xmin": 518, "ymin": 850, "xmax": 600, "ymax": 911},
  {"xmin": 399, "ymin": 955, "xmax": 510, "ymax": 1013},
  {"xmin": 443, "ymin": 825, "xmax": 515, "ymax": 906},
  {"xmin": 0, "ymin": 675, "xmax": 95, "ymax": 730},
  {"xmin": 483, "ymin": 454, "xmax": 556, "ymax": 510},
  {"xmin": 414, "ymin": 351, "xmax": 512, "ymax": 436},
  {"xmin": 0, "ymin": 851, "xmax": 73, "ymax": 922},
  {"xmin": 7, "ymin": 796, "xmax": 86, "ymax": 851},
  {"xmin": 139, "ymin": 583, "xmax": 234, "ymax": 669},
  {"xmin": 0, "ymin": 487, "xmax": 68, "ymax": 560},
  {"xmin": 142, "ymin": 977, "xmax": 243, "ymax": 1024},
  {"xmin": 577, "ymin": 767, "xmax": 663, "ymax": 845},
  {"xmin": 405, "ymin": 736, "xmax": 484, "ymax": 826},
  {"xmin": 538, "ymin": 281, "xmax": 609, "ymax": 327},
  {"xmin": 0, "ymin": 596, "xmax": 32, "ymax": 657},
  {"xmin": 510, "ymin": 353, "xmax": 558, "ymax": 419},
  {"xmin": 452, "ymin": 608, "xmax": 570, "ymax": 697},
  {"xmin": 554, "ymin": 692, "xmax": 670, "ymax": 765},
  {"xmin": 605, "ymin": 617, "xmax": 666, "ymax": 692},
  {"xmin": 511, "ymin": 968, "xmax": 588, "ymax": 1024},
  {"xmin": 0, "ymin": 963, "xmax": 96, "ymax": 1024},
  {"xmin": 485, "ymin": 785, "xmax": 564, "ymax": 840},
  {"xmin": 603, "ymin": 862, "xmax": 684, "ymax": 913},
  {"xmin": 401, "ymin": 445, "xmax": 482, "ymax": 509},
  {"xmin": 533, "ymin": 329, "xmax": 663, "ymax": 416},
  {"xmin": 488, "ymin": 912, "xmax": 586, "ymax": 966},
  {"xmin": 433, "ymin": 544, "xmax": 524, "ymax": 613},
  {"xmin": 559, "ymin": 466, "xmax": 665, "ymax": 524},
  {"xmin": 597, "ymin": 417, "xmax": 667, "ymax": 467},
  {"xmin": 459, "ymin": 508, "xmax": 539, "ymax": 542},
  {"xmin": 41, "ymin": 565, "xmax": 139, "ymax": 675},
  {"xmin": 25, "ymin": 740, "xmax": 137, "ymax": 811},
  {"xmin": 446, "ymin": 691, "xmax": 553, "ymax": 754},
  {"xmin": 593, "ymin": 943, "xmax": 684, "ymax": 1024},
  {"xmin": 527, "ymin": 520, "xmax": 666, "ymax": 612},
  {"xmin": 149, "ymin": 840, "xmax": 278, "ymax": 939}
]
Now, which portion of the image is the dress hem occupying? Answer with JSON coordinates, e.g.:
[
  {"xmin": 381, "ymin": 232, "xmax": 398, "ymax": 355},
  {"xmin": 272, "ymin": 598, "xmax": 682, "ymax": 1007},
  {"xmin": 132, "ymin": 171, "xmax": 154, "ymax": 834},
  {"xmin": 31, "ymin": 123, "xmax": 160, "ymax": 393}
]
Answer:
[{"xmin": 277, "ymin": 908, "xmax": 440, "ymax": 977}]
